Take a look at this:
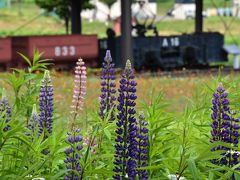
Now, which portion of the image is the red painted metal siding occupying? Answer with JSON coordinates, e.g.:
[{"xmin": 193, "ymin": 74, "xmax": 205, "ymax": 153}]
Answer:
[
  {"xmin": 12, "ymin": 35, "xmax": 98, "ymax": 66},
  {"xmin": 0, "ymin": 38, "xmax": 11, "ymax": 63}
]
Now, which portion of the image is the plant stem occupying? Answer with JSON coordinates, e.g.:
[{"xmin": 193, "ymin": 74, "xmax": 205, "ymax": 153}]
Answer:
[
  {"xmin": 177, "ymin": 124, "xmax": 188, "ymax": 180},
  {"xmin": 122, "ymin": 79, "xmax": 129, "ymax": 179}
]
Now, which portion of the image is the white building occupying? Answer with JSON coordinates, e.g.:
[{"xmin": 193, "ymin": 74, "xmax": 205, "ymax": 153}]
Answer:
[
  {"xmin": 81, "ymin": 0, "xmax": 157, "ymax": 22},
  {"xmin": 170, "ymin": 0, "xmax": 196, "ymax": 19},
  {"xmin": 81, "ymin": 0, "xmax": 109, "ymax": 22}
]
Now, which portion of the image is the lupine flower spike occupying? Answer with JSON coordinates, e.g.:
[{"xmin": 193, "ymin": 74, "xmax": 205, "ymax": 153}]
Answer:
[
  {"xmin": 0, "ymin": 88, "xmax": 12, "ymax": 132},
  {"xmin": 137, "ymin": 112, "xmax": 149, "ymax": 179},
  {"xmin": 64, "ymin": 128, "xmax": 83, "ymax": 180},
  {"xmin": 99, "ymin": 50, "xmax": 116, "ymax": 121},
  {"xmin": 27, "ymin": 104, "xmax": 39, "ymax": 141},
  {"xmin": 113, "ymin": 60, "xmax": 138, "ymax": 179},
  {"xmin": 38, "ymin": 70, "xmax": 54, "ymax": 139},
  {"xmin": 71, "ymin": 58, "xmax": 87, "ymax": 121},
  {"xmin": 210, "ymin": 83, "xmax": 240, "ymax": 167},
  {"xmin": 64, "ymin": 59, "xmax": 87, "ymax": 180}
]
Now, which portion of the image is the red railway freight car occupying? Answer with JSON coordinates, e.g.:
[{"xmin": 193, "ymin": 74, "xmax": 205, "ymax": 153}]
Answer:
[
  {"xmin": 0, "ymin": 37, "xmax": 12, "ymax": 69},
  {"xmin": 12, "ymin": 35, "xmax": 98, "ymax": 68}
]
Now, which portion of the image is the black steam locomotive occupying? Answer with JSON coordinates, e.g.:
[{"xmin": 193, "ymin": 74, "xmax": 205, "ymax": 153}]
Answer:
[{"xmin": 99, "ymin": 32, "xmax": 227, "ymax": 70}]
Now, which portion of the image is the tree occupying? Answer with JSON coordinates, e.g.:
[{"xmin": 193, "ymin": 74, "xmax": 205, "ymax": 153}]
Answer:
[
  {"xmin": 70, "ymin": 0, "xmax": 94, "ymax": 34},
  {"xmin": 35, "ymin": 0, "xmax": 92, "ymax": 34}
]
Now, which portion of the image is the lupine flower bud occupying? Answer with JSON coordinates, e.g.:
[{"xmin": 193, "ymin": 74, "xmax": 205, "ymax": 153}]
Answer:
[
  {"xmin": 83, "ymin": 128, "xmax": 98, "ymax": 154},
  {"xmin": 0, "ymin": 89, "xmax": 11, "ymax": 132},
  {"xmin": 113, "ymin": 60, "xmax": 138, "ymax": 179},
  {"xmin": 137, "ymin": 112, "xmax": 149, "ymax": 179},
  {"xmin": 64, "ymin": 128, "xmax": 83, "ymax": 180},
  {"xmin": 99, "ymin": 50, "xmax": 116, "ymax": 121},
  {"xmin": 38, "ymin": 70, "xmax": 54, "ymax": 139},
  {"xmin": 71, "ymin": 59, "xmax": 87, "ymax": 115},
  {"xmin": 210, "ymin": 83, "xmax": 240, "ymax": 167},
  {"xmin": 27, "ymin": 104, "xmax": 39, "ymax": 141}
]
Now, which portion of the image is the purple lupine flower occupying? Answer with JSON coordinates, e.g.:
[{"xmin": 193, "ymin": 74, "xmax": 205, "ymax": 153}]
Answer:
[
  {"xmin": 27, "ymin": 104, "xmax": 39, "ymax": 141},
  {"xmin": 38, "ymin": 70, "xmax": 53, "ymax": 139},
  {"xmin": 71, "ymin": 58, "xmax": 87, "ymax": 116},
  {"xmin": 210, "ymin": 83, "xmax": 230, "ymax": 143},
  {"xmin": 99, "ymin": 50, "xmax": 116, "ymax": 121},
  {"xmin": 113, "ymin": 60, "xmax": 138, "ymax": 179},
  {"xmin": 137, "ymin": 112, "xmax": 149, "ymax": 179},
  {"xmin": 210, "ymin": 83, "xmax": 240, "ymax": 167},
  {"xmin": 64, "ymin": 128, "xmax": 83, "ymax": 180},
  {"xmin": 0, "ymin": 89, "xmax": 11, "ymax": 132}
]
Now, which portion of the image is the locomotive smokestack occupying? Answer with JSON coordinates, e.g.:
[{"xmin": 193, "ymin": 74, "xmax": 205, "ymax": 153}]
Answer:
[
  {"xmin": 121, "ymin": 0, "xmax": 133, "ymax": 67},
  {"xmin": 195, "ymin": 0, "xmax": 203, "ymax": 33}
]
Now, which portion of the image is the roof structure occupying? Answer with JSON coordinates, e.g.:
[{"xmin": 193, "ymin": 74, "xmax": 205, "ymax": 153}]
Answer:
[
  {"xmin": 175, "ymin": 0, "xmax": 194, "ymax": 4},
  {"xmin": 224, "ymin": 45, "xmax": 240, "ymax": 55}
]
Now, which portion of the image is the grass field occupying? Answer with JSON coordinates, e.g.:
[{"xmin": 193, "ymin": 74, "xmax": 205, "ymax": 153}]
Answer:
[
  {"xmin": 157, "ymin": 0, "xmax": 231, "ymax": 15},
  {"xmin": 0, "ymin": 3, "xmax": 110, "ymax": 37},
  {"xmin": 0, "ymin": 71, "xmax": 203, "ymax": 116},
  {"xmin": 38, "ymin": 70, "xmax": 240, "ymax": 123},
  {"xmin": 1, "ymin": 69, "xmax": 238, "ymax": 127}
]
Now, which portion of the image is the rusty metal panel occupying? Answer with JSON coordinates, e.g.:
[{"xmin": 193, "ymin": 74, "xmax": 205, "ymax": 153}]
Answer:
[{"xmin": 0, "ymin": 38, "xmax": 11, "ymax": 63}]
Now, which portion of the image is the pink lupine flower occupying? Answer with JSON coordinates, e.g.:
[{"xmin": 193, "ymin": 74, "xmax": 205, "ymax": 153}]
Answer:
[
  {"xmin": 64, "ymin": 59, "xmax": 87, "ymax": 179},
  {"xmin": 71, "ymin": 58, "xmax": 87, "ymax": 115}
]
